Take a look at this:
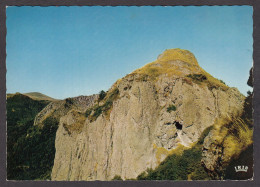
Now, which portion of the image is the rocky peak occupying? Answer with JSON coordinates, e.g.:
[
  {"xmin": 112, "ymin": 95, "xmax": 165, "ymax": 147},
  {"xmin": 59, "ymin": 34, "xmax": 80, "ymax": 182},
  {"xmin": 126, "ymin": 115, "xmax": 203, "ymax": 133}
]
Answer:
[
  {"xmin": 50, "ymin": 49, "xmax": 246, "ymax": 181},
  {"xmin": 157, "ymin": 48, "xmax": 199, "ymax": 66},
  {"xmin": 129, "ymin": 49, "xmax": 205, "ymax": 82}
]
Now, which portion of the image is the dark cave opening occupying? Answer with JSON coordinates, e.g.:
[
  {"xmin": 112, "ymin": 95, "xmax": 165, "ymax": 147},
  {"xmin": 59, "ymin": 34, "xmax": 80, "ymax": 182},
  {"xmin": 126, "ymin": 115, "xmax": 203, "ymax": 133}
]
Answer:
[{"xmin": 174, "ymin": 121, "xmax": 183, "ymax": 130}]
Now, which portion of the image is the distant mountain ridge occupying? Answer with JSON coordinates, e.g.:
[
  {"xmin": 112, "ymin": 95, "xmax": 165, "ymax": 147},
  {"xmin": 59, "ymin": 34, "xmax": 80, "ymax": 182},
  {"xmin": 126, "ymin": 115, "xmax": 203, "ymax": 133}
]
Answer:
[{"xmin": 7, "ymin": 92, "xmax": 58, "ymax": 101}]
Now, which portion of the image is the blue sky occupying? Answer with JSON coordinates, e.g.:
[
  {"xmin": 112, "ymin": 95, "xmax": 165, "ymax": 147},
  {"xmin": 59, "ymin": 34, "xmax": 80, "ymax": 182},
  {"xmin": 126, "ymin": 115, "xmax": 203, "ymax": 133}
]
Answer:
[{"xmin": 6, "ymin": 6, "xmax": 253, "ymax": 99}]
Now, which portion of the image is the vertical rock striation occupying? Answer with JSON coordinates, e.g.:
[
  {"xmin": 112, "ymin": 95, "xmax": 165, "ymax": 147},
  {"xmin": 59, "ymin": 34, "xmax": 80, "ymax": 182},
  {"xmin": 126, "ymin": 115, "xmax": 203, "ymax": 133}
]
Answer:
[{"xmin": 48, "ymin": 49, "xmax": 245, "ymax": 180}]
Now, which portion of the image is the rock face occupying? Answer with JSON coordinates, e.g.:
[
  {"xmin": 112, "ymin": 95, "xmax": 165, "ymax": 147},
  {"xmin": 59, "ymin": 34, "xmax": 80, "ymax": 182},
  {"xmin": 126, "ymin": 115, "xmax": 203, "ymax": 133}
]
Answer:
[{"xmin": 48, "ymin": 49, "xmax": 245, "ymax": 180}]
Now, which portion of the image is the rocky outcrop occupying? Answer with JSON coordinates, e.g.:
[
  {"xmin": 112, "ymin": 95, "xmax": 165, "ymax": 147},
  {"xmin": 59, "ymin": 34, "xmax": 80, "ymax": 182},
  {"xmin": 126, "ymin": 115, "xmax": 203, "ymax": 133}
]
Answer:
[
  {"xmin": 201, "ymin": 69, "xmax": 253, "ymax": 180},
  {"xmin": 34, "ymin": 95, "xmax": 98, "ymax": 128},
  {"xmin": 49, "ymin": 49, "xmax": 245, "ymax": 180}
]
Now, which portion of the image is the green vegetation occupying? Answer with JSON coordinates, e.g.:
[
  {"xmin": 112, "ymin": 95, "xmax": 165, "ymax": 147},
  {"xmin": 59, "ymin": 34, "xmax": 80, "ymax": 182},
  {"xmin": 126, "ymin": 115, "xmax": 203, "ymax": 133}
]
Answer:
[
  {"xmin": 187, "ymin": 74, "xmax": 207, "ymax": 82},
  {"xmin": 219, "ymin": 80, "xmax": 226, "ymax": 85},
  {"xmin": 137, "ymin": 126, "xmax": 213, "ymax": 180},
  {"xmin": 167, "ymin": 104, "xmax": 176, "ymax": 112},
  {"xmin": 98, "ymin": 90, "xmax": 107, "ymax": 101},
  {"xmin": 64, "ymin": 98, "xmax": 74, "ymax": 108},
  {"xmin": 112, "ymin": 175, "xmax": 123, "ymax": 180},
  {"xmin": 7, "ymin": 93, "xmax": 58, "ymax": 180},
  {"xmin": 86, "ymin": 88, "xmax": 120, "ymax": 122},
  {"xmin": 92, "ymin": 105, "xmax": 103, "ymax": 118},
  {"xmin": 85, "ymin": 108, "xmax": 92, "ymax": 118},
  {"xmin": 186, "ymin": 73, "xmax": 228, "ymax": 91}
]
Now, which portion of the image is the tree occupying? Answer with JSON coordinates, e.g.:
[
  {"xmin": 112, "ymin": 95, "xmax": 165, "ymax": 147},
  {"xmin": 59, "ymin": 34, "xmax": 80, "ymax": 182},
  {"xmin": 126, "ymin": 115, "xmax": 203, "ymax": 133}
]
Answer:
[{"xmin": 98, "ymin": 90, "xmax": 106, "ymax": 101}]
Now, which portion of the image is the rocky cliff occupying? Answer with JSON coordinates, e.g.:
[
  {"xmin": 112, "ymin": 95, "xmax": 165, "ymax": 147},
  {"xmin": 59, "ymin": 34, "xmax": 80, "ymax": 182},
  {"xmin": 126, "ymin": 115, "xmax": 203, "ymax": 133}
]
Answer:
[{"xmin": 34, "ymin": 49, "xmax": 249, "ymax": 180}]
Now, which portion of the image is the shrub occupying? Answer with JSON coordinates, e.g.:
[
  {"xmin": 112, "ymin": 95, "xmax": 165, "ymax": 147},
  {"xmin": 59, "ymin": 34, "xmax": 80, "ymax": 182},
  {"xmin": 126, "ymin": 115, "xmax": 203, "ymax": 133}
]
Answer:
[
  {"xmin": 137, "ymin": 171, "xmax": 147, "ymax": 180},
  {"xmin": 219, "ymin": 80, "xmax": 226, "ymax": 85},
  {"xmin": 187, "ymin": 74, "xmax": 207, "ymax": 82},
  {"xmin": 167, "ymin": 105, "xmax": 176, "ymax": 112},
  {"xmin": 112, "ymin": 175, "xmax": 123, "ymax": 180},
  {"xmin": 98, "ymin": 90, "xmax": 106, "ymax": 101},
  {"xmin": 88, "ymin": 88, "xmax": 120, "ymax": 122},
  {"xmin": 85, "ymin": 109, "xmax": 92, "ymax": 118},
  {"xmin": 65, "ymin": 98, "xmax": 73, "ymax": 108},
  {"xmin": 93, "ymin": 106, "xmax": 103, "ymax": 118}
]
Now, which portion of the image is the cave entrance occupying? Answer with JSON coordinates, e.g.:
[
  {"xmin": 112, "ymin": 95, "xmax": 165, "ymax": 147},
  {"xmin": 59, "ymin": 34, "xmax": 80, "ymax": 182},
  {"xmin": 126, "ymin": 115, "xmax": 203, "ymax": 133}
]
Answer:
[{"xmin": 174, "ymin": 121, "xmax": 183, "ymax": 130}]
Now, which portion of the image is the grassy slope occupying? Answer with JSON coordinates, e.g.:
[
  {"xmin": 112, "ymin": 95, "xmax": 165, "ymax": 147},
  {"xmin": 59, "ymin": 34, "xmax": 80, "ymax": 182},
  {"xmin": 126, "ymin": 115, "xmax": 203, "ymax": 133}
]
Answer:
[
  {"xmin": 7, "ymin": 93, "xmax": 59, "ymax": 180},
  {"xmin": 7, "ymin": 92, "xmax": 58, "ymax": 101},
  {"xmin": 24, "ymin": 92, "xmax": 58, "ymax": 101},
  {"xmin": 223, "ymin": 91, "xmax": 253, "ymax": 180},
  {"xmin": 129, "ymin": 49, "xmax": 228, "ymax": 90}
]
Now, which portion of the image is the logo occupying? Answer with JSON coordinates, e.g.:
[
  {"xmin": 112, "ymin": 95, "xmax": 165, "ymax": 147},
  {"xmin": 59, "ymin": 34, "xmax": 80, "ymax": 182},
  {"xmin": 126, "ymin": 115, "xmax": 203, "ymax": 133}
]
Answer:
[{"xmin": 235, "ymin": 165, "xmax": 248, "ymax": 172}]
